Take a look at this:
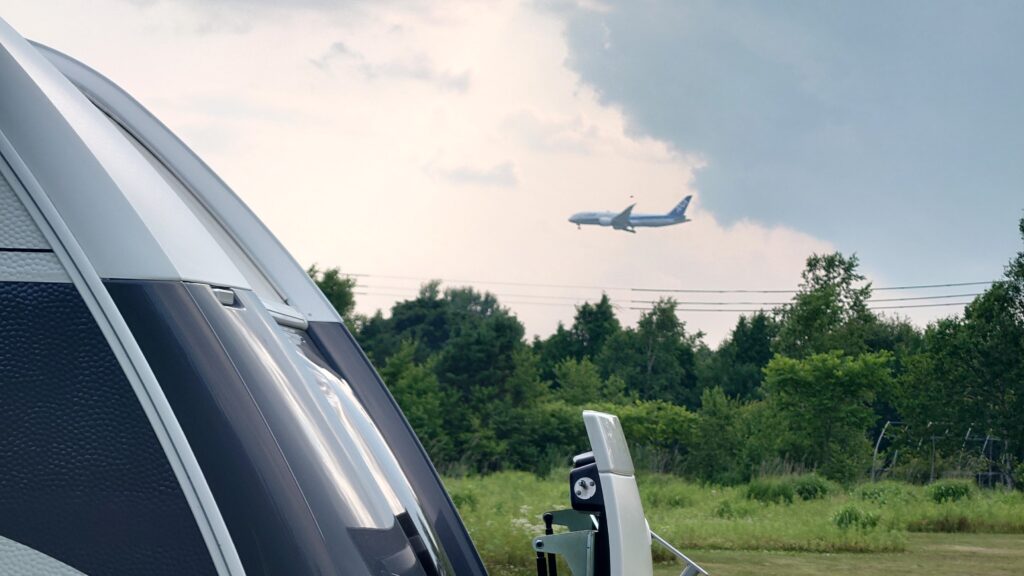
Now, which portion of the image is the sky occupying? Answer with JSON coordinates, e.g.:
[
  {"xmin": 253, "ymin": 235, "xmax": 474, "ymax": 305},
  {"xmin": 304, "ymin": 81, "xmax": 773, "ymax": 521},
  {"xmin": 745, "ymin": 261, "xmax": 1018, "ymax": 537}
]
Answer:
[{"xmin": 3, "ymin": 0, "xmax": 1021, "ymax": 345}]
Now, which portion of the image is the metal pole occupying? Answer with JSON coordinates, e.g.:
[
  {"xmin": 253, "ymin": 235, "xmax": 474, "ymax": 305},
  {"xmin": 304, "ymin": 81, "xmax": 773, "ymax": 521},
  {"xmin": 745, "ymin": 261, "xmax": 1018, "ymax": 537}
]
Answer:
[
  {"xmin": 930, "ymin": 436, "xmax": 936, "ymax": 483},
  {"xmin": 544, "ymin": 512, "xmax": 558, "ymax": 576},
  {"xmin": 871, "ymin": 421, "xmax": 893, "ymax": 483}
]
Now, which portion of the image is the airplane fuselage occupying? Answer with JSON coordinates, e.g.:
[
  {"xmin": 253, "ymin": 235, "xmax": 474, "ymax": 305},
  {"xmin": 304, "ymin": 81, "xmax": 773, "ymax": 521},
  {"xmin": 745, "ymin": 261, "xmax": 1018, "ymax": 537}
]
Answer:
[
  {"xmin": 568, "ymin": 195, "xmax": 693, "ymax": 232},
  {"xmin": 568, "ymin": 212, "xmax": 689, "ymax": 229}
]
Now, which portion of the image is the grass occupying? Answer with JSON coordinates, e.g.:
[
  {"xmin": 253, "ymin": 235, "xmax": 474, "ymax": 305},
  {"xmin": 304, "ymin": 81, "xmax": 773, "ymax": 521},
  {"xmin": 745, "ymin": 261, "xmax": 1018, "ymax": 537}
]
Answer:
[
  {"xmin": 442, "ymin": 472, "xmax": 1024, "ymax": 576},
  {"xmin": 657, "ymin": 533, "xmax": 1024, "ymax": 576}
]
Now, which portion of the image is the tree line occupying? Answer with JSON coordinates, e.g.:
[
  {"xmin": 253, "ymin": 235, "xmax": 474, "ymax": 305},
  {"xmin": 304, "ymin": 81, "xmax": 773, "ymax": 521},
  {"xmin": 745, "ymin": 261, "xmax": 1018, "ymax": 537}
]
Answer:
[{"xmin": 309, "ymin": 216, "xmax": 1024, "ymax": 484}]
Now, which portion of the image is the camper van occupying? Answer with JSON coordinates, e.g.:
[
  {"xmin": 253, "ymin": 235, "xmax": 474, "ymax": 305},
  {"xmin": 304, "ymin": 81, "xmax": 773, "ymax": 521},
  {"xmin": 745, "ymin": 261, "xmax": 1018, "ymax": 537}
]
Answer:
[{"xmin": 0, "ymin": 17, "xmax": 703, "ymax": 576}]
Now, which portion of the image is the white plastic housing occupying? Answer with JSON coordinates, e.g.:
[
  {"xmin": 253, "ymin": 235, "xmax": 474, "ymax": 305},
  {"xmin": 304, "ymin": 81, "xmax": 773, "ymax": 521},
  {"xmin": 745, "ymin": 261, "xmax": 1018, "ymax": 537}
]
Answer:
[{"xmin": 582, "ymin": 410, "xmax": 654, "ymax": 576}]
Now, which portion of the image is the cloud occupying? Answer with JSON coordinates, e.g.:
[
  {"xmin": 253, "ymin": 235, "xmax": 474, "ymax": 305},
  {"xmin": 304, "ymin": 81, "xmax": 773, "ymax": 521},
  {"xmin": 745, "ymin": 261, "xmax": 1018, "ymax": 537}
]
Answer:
[
  {"xmin": 432, "ymin": 162, "xmax": 518, "ymax": 188},
  {"xmin": 6, "ymin": 0, "xmax": 841, "ymax": 344},
  {"xmin": 312, "ymin": 40, "xmax": 470, "ymax": 92},
  {"xmin": 552, "ymin": 0, "xmax": 1024, "ymax": 286}
]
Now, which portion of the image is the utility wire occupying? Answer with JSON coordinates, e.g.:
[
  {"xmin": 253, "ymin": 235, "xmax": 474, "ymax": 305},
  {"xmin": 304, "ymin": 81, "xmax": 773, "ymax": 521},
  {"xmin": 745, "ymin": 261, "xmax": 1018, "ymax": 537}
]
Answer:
[
  {"xmin": 629, "ymin": 293, "xmax": 981, "ymax": 306},
  {"xmin": 628, "ymin": 301, "xmax": 974, "ymax": 313},
  {"xmin": 356, "ymin": 289, "xmax": 975, "ymax": 312},
  {"xmin": 345, "ymin": 272, "xmax": 995, "ymax": 295},
  {"xmin": 357, "ymin": 287, "xmax": 982, "ymax": 307}
]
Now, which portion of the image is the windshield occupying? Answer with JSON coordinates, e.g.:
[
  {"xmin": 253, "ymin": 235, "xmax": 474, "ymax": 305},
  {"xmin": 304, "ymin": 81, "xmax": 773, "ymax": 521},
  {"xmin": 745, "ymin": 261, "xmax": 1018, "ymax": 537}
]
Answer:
[{"xmin": 282, "ymin": 326, "xmax": 453, "ymax": 574}]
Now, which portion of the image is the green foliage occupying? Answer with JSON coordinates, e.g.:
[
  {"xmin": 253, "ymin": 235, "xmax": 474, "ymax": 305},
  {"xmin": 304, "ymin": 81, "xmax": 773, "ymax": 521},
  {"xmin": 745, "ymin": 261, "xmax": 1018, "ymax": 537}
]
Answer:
[
  {"xmin": 307, "ymin": 264, "xmax": 358, "ymax": 327},
  {"xmin": 747, "ymin": 478, "xmax": 795, "ymax": 504},
  {"xmin": 597, "ymin": 299, "xmax": 702, "ymax": 408},
  {"xmin": 448, "ymin": 489, "xmax": 477, "ymax": 511},
  {"xmin": 895, "ymin": 219, "xmax": 1024, "ymax": 468},
  {"xmin": 614, "ymin": 401, "xmax": 697, "ymax": 473},
  {"xmin": 697, "ymin": 312, "xmax": 778, "ymax": 400},
  {"xmin": 315, "ymin": 214, "xmax": 1024, "ymax": 482},
  {"xmin": 792, "ymin": 474, "xmax": 837, "ymax": 501},
  {"xmin": 763, "ymin": 351, "xmax": 893, "ymax": 482},
  {"xmin": 858, "ymin": 481, "xmax": 918, "ymax": 505},
  {"xmin": 379, "ymin": 341, "xmax": 452, "ymax": 461},
  {"xmin": 928, "ymin": 480, "xmax": 974, "ymax": 504},
  {"xmin": 689, "ymin": 387, "xmax": 746, "ymax": 484},
  {"xmin": 713, "ymin": 498, "xmax": 755, "ymax": 519},
  {"xmin": 637, "ymin": 474, "xmax": 697, "ymax": 509},
  {"xmin": 904, "ymin": 489, "xmax": 1024, "ymax": 533},
  {"xmin": 774, "ymin": 252, "xmax": 875, "ymax": 358},
  {"xmin": 533, "ymin": 295, "xmax": 620, "ymax": 381},
  {"xmin": 552, "ymin": 357, "xmax": 625, "ymax": 404},
  {"xmin": 832, "ymin": 504, "xmax": 879, "ymax": 531},
  {"xmin": 745, "ymin": 474, "xmax": 835, "ymax": 504},
  {"xmin": 448, "ymin": 473, "xmax": 988, "ymax": 574}
]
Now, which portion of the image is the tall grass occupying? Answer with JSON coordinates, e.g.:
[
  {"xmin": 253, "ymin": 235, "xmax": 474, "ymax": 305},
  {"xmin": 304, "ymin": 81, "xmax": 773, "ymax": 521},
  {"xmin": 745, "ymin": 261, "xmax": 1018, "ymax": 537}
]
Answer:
[{"xmin": 443, "ymin": 473, "xmax": 1024, "ymax": 576}]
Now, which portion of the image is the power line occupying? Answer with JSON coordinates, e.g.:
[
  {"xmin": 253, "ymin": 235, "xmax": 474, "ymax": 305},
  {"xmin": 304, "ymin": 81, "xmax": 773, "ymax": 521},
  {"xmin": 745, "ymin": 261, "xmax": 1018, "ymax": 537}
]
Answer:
[
  {"xmin": 870, "ymin": 302, "xmax": 975, "ymax": 310},
  {"xmin": 359, "ymin": 286, "xmax": 604, "ymax": 301},
  {"xmin": 631, "ymin": 281, "xmax": 993, "ymax": 294},
  {"xmin": 627, "ymin": 301, "xmax": 974, "ymax": 313},
  {"xmin": 346, "ymin": 273, "xmax": 631, "ymax": 291},
  {"xmin": 629, "ymin": 293, "xmax": 982, "ymax": 306},
  {"xmin": 356, "ymin": 289, "xmax": 974, "ymax": 313},
  {"xmin": 344, "ymin": 272, "xmax": 995, "ymax": 295},
  {"xmin": 871, "ymin": 292, "xmax": 981, "ymax": 302},
  {"xmin": 357, "ymin": 287, "xmax": 982, "ymax": 307},
  {"xmin": 872, "ymin": 281, "xmax": 994, "ymax": 292}
]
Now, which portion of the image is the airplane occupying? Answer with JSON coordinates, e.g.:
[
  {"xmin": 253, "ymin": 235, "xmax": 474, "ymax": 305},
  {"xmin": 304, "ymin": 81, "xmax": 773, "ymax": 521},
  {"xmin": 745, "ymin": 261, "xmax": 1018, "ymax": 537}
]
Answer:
[{"xmin": 569, "ymin": 195, "xmax": 693, "ymax": 233}]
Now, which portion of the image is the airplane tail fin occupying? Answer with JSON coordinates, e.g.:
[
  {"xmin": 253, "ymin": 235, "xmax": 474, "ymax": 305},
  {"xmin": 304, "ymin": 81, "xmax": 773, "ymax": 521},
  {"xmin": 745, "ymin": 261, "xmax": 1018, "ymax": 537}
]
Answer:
[{"xmin": 669, "ymin": 195, "xmax": 692, "ymax": 218}]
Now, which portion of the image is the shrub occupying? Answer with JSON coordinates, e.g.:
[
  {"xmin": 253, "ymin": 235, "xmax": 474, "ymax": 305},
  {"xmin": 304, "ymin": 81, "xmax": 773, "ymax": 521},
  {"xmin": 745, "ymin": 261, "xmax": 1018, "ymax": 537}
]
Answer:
[
  {"xmin": 832, "ymin": 504, "xmax": 880, "ymax": 531},
  {"xmin": 449, "ymin": 489, "xmax": 477, "ymax": 511},
  {"xmin": 792, "ymin": 474, "xmax": 835, "ymax": 501},
  {"xmin": 858, "ymin": 481, "xmax": 917, "ymax": 505},
  {"xmin": 713, "ymin": 499, "xmax": 755, "ymax": 519},
  {"xmin": 638, "ymin": 475, "xmax": 694, "ymax": 509},
  {"xmin": 928, "ymin": 479, "xmax": 974, "ymax": 503},
  {"xmin": 747, "ymin": 478, "xmax": 795, "ymax": 504}
]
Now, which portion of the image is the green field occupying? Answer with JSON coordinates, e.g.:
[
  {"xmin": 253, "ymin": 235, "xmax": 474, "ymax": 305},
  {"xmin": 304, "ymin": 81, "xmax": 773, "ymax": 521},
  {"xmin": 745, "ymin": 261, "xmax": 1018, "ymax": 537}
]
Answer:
[
  {"xmin": 443, "ymin": 472, "xmax": 1024, "ymax": 575},
  {"xmin": 662, "ymin": 534, "xmax": 1024, "ymax": 576}
]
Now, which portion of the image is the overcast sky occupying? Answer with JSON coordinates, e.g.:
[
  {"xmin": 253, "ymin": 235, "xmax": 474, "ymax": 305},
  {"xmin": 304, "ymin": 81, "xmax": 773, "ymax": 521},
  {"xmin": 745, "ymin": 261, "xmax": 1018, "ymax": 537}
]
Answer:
[{"xmin": 5, "ymin": 1, "xmax": 1021, "ymax": 344}]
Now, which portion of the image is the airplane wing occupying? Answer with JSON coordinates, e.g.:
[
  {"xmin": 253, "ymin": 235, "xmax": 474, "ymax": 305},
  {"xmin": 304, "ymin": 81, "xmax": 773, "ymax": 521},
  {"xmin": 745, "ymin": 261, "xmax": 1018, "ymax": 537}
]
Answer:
[{"xmin": 611, "ymin": 203, "xmax": 635, "ymax": 228}]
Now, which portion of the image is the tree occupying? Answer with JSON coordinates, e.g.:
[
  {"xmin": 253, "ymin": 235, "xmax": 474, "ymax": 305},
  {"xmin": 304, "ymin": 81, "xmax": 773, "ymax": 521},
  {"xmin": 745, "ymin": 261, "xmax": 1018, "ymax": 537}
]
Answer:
[
  {"xmin": 379, "ymin": 341, "xmax": 451, "ymax": 462},
  {"xmin": 307, "ymin": 264, "xmax": 357, "ymax": 328},
  {"xmin": 763, "ymin": 351, "xmax": 893, "ymax": 482},
  {"xmin": 358, "ymin": 282, "xmax": 503, "ymax": 364},
  {"xmin": 533, "ymin": 322, "xmax": 576, "ymax": 381},
  {"xmin": 571, "ymin": 295, "xmax": 621, "ymax": 360},
  {"xmin": 698, "ymin": 312, "xmax": 777, "ymax": 400},
  {"xmin": 598, "ymin": 299, "xmax": 702, "ymax": 407},
  {"xmin": 534, "ymin": 295, "xmax": 621, "ymax": 380},
  {"xmin": 434, "ymin": 309, "xmax": 526, "ymax": 408},
  {"xmin": 897, "ymin": 216, "xmax": 1024, "ymax": 468},
  {"xmin": 774, "ymin": 252, "xmax": 875, "ymax": 358},
  {"xmin": 553, "ymin": 357, "xmax": 626, "ymax": 405},
  {"xmin": 689, "ymin": 387, "xmax": 745, "ymax": 484}
]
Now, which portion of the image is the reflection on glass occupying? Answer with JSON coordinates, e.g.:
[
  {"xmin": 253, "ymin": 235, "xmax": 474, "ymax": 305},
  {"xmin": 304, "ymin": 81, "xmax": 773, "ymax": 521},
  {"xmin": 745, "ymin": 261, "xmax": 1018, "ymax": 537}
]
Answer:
[{"xmin": 285, "ymin": 328, "xmax": 452, "ymax": 575}]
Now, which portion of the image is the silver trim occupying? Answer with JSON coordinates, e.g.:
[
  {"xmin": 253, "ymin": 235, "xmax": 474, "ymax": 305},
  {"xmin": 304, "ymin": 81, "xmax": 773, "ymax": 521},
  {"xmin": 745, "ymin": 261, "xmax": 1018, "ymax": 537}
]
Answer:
[
  {"xmin": 36, "ymin": 42, "xmax": 343, "ymax": 324},
  {"xmin": 0, "ymin": 19, "xmax": 245, "ymax": 575},
  {"xmin": 0, "ymin": 141, "xmax": 245, "ymax": 576},
  {"xmin": 0, "ymin": 19, "xmax": 248, "ymax": 288}
]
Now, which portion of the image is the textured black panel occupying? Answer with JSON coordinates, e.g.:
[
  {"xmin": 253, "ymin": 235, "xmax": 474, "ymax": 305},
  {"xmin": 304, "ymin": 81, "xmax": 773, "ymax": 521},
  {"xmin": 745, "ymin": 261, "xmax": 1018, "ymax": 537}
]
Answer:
[
  {"xmin": 106, "ymin": 279, "xmax": 331, "ymax": 576},
  {"xmin": 0, "ymin": 281, "xmax": 217, "ymax": 576},
  {"xmin": 109, "ymin": 280, "xmax": 428, "ymax": 575}
]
